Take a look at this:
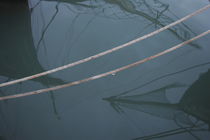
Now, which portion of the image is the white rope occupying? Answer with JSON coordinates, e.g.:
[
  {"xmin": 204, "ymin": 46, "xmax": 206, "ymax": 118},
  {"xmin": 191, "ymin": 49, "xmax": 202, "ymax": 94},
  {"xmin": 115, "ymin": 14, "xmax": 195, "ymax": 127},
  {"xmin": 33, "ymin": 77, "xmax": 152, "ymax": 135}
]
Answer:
[
  {"xmin": 0, "ymin": 4, "xmax": 210, "ymax": 88},
  {"xmin": 0, "ymin": 30, "xmax": 209, "ymax": 101}
]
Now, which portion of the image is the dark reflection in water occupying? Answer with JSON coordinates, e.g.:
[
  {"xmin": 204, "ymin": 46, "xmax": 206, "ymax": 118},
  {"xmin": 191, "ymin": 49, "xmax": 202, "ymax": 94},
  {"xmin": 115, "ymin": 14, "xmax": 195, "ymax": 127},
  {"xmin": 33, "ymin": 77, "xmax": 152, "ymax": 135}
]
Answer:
[
  {"xmin": 104, "ymin": 69, "xmax": 210, "ymax": 139},
  {"xmin": 0, "ymin": 3, "xmax": 64, "ymax": 120},
  {"xmin": 180, "ymin": 69, "xmax": 210, "ymax": 127},
  {"xmin": 0, "ymin": 0, "xmax": 210, "ymax": 140}
]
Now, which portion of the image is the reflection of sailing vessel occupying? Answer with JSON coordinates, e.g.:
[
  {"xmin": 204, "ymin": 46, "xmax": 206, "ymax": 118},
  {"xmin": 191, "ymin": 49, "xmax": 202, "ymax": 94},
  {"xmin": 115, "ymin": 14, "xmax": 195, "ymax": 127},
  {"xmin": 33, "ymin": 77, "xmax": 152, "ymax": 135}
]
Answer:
[
  {"xmin": 0, "ymin": 3, "xmax": 64, "ymax": 86},
  {"xmin": 103, "ymin": 70, "xmax": 210, "ymax": 138}
]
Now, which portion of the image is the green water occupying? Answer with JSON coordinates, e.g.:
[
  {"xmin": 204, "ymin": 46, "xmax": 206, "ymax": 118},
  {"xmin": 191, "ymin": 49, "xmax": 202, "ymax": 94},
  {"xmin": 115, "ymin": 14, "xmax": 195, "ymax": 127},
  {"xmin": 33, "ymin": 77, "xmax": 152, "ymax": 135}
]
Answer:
[{"xmin": 0, "ymin": 0, "xmax": 210, "ymax": 139}]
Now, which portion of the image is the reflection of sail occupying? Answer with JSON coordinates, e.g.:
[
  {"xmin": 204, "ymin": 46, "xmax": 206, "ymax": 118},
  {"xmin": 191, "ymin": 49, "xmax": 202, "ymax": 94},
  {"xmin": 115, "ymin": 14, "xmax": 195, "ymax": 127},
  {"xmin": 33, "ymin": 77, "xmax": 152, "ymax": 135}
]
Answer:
[
  {"xmin": 0, "ymin": 4, "xmax": 64, "ymax": 86},
  {"xmin": 104, "ymin": 70, "xmax": 210, "ymax": 125},
  {"xmin": 103, "ymin": 83, "xmax": 193, "ymax": 125},
  {"xmin": 180, "ymin": 69, "xmax": 210, "ymax": 126}
]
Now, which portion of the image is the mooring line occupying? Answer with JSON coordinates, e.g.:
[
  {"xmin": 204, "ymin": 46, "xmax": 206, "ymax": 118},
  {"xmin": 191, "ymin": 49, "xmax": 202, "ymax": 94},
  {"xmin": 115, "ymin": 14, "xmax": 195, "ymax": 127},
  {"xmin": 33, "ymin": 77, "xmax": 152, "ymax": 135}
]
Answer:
[
  {"xmin": 0, "ymin": 30, "xmax": 209, "ymax": 101},
  {"xmin": 0, "ymin": 4, "xmax": 210, "ymax": 88}
]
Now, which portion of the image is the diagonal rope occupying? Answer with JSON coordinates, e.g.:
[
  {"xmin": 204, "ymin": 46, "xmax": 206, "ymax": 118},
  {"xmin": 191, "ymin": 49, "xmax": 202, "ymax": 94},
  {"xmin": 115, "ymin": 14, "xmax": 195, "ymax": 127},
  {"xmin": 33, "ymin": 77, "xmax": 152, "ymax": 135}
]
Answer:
[
  {"xmin": 0, "ymin": 4, "xmax": 210, "ymax": 88},
  {"xmin": 0, "ymin": 30, "xmax": 209, "ymax": 101}
]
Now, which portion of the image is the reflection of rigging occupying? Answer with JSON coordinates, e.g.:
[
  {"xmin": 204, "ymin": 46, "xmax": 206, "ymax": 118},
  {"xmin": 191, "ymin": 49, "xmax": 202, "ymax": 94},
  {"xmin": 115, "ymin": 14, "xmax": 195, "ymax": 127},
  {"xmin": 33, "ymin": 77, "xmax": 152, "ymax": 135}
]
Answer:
[
  {"xmin": 104, "ymin": 0, "xmax": 201, "ymax": 48},
  {"xmin": 134, "ymin": 124, "xmax": 208, "ymax": 140},
  {"xmin": 32, "ymin": 0, "xmax": 202, "ymax": 56},
  {"xmin": 117, "ymin": 61, "xmax": 210, "ymax": 96},
  {"xmin": 35, "ymin": 0, "xmax": 201, "ymax": 52}
]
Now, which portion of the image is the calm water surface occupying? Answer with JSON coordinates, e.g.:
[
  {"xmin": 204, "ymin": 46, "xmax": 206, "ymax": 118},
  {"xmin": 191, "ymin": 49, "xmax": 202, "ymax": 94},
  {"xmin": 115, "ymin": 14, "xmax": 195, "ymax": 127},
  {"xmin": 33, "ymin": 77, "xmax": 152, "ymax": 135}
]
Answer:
[{"xmin": 0, "ymin": 0, "xmax": 210, "ymax": 139}]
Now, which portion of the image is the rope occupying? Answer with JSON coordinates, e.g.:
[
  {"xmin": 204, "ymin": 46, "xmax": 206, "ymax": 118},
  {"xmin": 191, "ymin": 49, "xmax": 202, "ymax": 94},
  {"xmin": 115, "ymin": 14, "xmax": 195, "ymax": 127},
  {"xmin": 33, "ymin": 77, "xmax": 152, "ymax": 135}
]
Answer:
[
  {"xmin": 0, "ymin": 30, "xmax": 209, "ymax": 101},
  {"xmin": 0, "ymin": 4, "xmax": 210, "ymax": 88}
]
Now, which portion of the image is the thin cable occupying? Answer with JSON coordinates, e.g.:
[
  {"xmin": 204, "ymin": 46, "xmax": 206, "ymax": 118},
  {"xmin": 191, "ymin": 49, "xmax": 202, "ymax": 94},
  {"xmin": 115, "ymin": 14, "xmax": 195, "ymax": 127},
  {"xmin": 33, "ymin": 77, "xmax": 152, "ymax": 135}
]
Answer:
[
  {"xmin": 0, "ymin": 4, "xmax": 210, "ymax": 88},
  {"xmin": 0, "ymin": 30, "xmax": 209, "ymax": 101}
]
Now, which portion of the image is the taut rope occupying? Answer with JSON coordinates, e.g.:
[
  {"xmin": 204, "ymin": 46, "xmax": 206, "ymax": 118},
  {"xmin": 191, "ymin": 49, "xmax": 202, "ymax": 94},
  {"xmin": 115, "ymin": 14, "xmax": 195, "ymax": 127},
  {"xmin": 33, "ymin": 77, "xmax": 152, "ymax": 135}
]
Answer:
[
  {"xmin": 0, "ymin": 4, "xmax": 210, "ymax": 88},
  {"xmin": 0, "ymin": 30, "xmax": 209, "ymax": 101}
]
